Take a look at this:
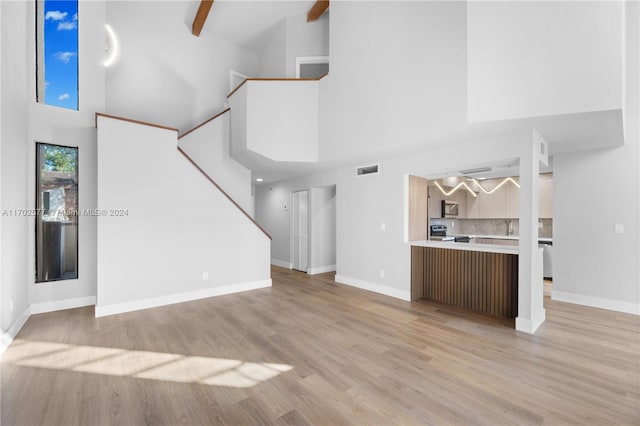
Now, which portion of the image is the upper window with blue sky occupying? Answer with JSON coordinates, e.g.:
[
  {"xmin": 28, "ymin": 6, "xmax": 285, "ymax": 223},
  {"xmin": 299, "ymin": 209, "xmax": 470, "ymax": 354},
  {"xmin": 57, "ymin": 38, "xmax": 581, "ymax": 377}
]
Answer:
[{"xmin": 37, "ymin": 0, "xmax": 79, "ymax": 110}]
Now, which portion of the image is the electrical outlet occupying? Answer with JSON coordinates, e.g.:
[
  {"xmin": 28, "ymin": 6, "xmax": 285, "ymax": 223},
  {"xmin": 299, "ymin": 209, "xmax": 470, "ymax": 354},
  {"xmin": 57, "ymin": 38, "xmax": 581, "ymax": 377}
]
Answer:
[
  {"xmin": 202, "ymin": 272, "xmax": 209, "ymax": 280},
  {"xmin": 9, "ymin": 299, "xmax": 14, "ymax": 312},
  {"xmin": 615, "ymin": 224, "xmax": 624, "ymax": 234},
  {"xmin": 380, "ymin": 223, "xmax": 386, "ymax": 231},
  {"xmin": 379, "ymin": 269, "xmax": 385, "ymax": 278}
]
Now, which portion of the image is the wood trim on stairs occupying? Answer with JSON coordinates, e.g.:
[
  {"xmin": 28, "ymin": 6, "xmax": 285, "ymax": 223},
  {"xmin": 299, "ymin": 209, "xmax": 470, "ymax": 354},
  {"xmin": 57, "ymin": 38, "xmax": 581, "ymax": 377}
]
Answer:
[
  {"xmin": 95, "ymin": 111, "xmax": 271, "ymax": 240},
  {"xmin": 179, "ymin": 108, "xmax": 231, "ymax": 140},
  {"xmin": 95, "ymin": 113, "xmax": 179, "ymax": 132},
  {"xmin": 177, "ymin": 147, "xmax": 272, "ymax": 240},
  {"xmin": 227, "ymin": 74, "xmax": 329, "ymax": 98}
]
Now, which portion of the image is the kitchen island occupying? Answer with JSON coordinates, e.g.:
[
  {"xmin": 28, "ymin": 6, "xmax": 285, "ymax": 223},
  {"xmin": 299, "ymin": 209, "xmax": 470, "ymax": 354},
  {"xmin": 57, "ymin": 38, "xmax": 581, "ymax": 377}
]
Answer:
[{"xmin": 411, "ymin": 240, "xmax": 519, "ymax": 318}]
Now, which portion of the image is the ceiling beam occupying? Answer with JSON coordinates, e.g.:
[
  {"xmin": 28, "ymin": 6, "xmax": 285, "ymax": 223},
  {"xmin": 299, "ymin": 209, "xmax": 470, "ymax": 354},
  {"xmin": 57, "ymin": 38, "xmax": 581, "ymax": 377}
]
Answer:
[
  {"xmin": 307, "ymin": 0, "xmax": 329, "ymax": 22},
  {"xmin": 192, "ymin": 0, "xmax": 214, "ymax": 37}
]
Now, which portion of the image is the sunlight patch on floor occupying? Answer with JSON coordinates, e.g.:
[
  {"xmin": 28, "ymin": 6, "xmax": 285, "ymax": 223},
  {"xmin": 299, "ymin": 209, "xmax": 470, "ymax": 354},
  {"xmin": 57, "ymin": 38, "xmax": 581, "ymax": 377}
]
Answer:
[{"xmin": 4, "ymin": 339, "xmax": 293, "ymax": 388}]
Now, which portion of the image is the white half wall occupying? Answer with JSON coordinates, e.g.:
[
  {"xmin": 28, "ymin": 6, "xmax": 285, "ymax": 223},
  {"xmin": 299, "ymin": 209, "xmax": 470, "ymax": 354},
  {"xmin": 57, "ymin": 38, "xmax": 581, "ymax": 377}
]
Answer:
[
  {"xmin": 246, "ymin": 80, "xmax": 319, "ymax": 162},
  {"xmin": 96, "ymin": 116, "xmax": 271, "ymax": 315},
  {"xmin": 467, "ymin": 1, "xmax": 623, "ymax": 122},
  {"xmin": 178, "ymin": 111, "xmax": 252, "ymax": 213}
]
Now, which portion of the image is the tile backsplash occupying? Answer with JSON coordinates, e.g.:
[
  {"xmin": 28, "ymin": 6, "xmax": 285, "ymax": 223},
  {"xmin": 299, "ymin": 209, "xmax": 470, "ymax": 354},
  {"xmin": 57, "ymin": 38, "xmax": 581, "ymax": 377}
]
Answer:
[{"xmin": 431, "ymin": 218, "xmax": 553, "ymax": 238}]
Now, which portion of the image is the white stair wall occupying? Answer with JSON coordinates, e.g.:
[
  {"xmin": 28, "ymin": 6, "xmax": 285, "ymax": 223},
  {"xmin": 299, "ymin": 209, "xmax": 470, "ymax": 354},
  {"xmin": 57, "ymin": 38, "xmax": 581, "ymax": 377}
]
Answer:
[
  {"xmin": 178, "ymin": 110, "xmax": 252, "ymax": 213},
  {"xmin": 96, "ymin": 115, "xmax": 271, "ymax": 317}
]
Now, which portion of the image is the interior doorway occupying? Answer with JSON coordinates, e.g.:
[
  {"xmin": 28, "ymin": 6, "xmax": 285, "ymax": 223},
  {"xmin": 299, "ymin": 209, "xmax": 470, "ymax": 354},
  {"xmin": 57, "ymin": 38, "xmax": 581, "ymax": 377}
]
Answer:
[{"xmin": 291, "ymin": 190, "xmax": 309, "ymax": 272}]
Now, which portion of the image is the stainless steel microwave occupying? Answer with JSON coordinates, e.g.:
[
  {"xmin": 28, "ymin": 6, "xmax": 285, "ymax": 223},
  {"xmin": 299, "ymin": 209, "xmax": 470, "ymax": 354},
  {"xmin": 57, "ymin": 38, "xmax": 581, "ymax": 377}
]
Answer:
[{"xmin": 441, "ymin": 200, "xmax": 459, "ymax": 217}]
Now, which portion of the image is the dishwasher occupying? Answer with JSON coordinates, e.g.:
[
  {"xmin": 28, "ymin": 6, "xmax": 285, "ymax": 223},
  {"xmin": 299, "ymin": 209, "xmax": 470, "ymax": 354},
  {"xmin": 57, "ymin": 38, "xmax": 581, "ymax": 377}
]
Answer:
[{"xmin": 539, "ymin": 241, "xmax": 553, "ymax": 280}]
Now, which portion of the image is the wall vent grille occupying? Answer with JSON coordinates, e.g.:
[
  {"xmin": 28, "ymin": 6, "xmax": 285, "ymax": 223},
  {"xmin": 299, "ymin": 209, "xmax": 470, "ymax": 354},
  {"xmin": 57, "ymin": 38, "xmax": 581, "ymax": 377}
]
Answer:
[{"xmin": 357, "ymin": 164, "xmax": 380, "ymax": 176}]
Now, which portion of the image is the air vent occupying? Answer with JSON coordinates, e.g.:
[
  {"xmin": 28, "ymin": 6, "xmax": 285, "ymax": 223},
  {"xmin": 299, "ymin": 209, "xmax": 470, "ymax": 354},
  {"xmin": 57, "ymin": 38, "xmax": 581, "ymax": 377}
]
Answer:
[{"xmin": 357, "ymin": 164, "xmax": 379, "ymax": 176}]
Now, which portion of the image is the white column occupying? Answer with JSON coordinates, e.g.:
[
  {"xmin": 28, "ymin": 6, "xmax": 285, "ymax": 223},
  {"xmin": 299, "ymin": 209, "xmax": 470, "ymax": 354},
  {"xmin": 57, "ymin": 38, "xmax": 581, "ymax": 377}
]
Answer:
[{"xmin": 516, "ymin": 129, "xmax": 547, "ymax": 333}]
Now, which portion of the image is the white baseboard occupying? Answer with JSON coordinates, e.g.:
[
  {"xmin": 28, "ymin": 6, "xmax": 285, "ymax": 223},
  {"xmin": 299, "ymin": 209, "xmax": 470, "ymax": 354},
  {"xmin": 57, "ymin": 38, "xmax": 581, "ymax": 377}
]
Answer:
[
  {"xmin": 95, "ymin": 279, "xmax": 272, "ymax": 318},
  {"xmin": 334, "ymin": 274, "xmax": 411, "ymax": 301},
  {"xmin": 271, "ymin": 259, "xmax": 292, "ymax": 269},
  {"xmin": 31, "ymin": 296, "xmax": 96, "ymax": 315},
  {"xmin": 552, "ymin": 290, "xmax": 640, "ymax": 315},
  {"xmin": 307, "ymin": 264, "xmax": 336, "ymax": 275},
  {"xmin": 516, "ymin": 309, "xmax": 546, "ymax": 334},
  {"xmin": 0, "ymin": 306, "xmax": 31, "ymax": 356}
]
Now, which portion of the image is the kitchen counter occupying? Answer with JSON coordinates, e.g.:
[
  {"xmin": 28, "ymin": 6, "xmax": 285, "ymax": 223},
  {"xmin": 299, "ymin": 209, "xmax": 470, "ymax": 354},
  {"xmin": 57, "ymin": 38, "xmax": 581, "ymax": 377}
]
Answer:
[
  {"xmin": 448, "ymin": 234, "xmax": 553, "ymax": 243},
  {"xmin": 411, "ymin": 243, "xmax": 519, "ymax": 318},
  {"xmin": 411, "ymin": 239, "xmax": 519, "ymax": 255}
]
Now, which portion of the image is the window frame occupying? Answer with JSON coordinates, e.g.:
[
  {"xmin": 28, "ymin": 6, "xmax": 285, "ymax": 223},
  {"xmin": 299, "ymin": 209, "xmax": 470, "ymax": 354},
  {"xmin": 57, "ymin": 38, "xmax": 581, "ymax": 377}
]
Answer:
[{"xmin": 35, "ymin": 142, "xmax": 80, "ymax": 283}]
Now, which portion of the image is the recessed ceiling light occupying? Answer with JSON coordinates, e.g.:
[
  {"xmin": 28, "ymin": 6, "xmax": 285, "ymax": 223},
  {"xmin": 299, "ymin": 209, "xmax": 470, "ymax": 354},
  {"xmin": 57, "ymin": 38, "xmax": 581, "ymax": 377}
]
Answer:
[{"xmin": 255, "ymin": 178, "xmax": 263, "ymax": 182}]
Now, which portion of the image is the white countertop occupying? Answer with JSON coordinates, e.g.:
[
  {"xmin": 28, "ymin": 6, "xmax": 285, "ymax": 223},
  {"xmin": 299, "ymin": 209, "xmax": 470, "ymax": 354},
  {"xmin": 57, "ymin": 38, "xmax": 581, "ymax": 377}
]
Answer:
[
  {"xmin": 449, "ymin": 234, "xmax": 553, "ymax": 243},
  {"xmin": 411, "ymin": 240, "xmax": 520, "ymax": 255}
]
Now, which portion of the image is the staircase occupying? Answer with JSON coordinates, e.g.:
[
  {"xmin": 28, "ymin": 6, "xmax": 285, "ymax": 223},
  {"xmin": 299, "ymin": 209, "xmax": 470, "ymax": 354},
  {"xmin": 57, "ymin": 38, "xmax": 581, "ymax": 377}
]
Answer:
[{"xmin": 94, "ymin": 111, "xmax": 271, "ymax": 317}]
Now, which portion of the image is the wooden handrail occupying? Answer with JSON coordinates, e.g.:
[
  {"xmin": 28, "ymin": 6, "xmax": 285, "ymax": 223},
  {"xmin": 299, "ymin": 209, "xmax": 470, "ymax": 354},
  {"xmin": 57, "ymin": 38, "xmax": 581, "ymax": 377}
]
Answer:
[
  {"xmin": 227, "ymin": 73, "xmax": 329, "ymax": 99},
  {"xmin": 95, "ymin": 113, "xmax": 179, "ymax": 132},
  {"xmin": 178, "ymin": 108, "xmax": 230, "ymax": 140},
  {"xmin": 177, "ymin": 147, "xmax": 272, "ymax": 240}
]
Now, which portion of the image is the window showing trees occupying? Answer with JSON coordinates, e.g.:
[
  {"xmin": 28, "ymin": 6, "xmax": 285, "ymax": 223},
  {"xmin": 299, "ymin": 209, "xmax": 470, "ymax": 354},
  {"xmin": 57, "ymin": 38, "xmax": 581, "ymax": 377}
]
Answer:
[
  {"xmin": 36, "ymin": 143, "xmax": 79, "ymax": 282},
  {"xmin": 36, "ymin": 0, "xmax": 79, "ymax": 110}
]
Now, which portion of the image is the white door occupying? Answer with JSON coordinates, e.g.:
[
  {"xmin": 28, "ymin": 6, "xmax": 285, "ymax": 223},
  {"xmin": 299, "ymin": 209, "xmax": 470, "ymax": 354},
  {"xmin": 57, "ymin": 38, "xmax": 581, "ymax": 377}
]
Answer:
[{"xmin": 291, "ymin": 190, "xmax": 309, "ymax": 272}]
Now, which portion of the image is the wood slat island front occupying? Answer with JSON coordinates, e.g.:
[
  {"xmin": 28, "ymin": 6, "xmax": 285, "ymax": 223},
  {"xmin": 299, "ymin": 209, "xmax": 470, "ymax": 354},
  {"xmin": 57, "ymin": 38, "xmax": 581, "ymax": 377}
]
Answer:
[{"xmin": 411, "ymin": 242, "xmax": 518, "ymax": 318}]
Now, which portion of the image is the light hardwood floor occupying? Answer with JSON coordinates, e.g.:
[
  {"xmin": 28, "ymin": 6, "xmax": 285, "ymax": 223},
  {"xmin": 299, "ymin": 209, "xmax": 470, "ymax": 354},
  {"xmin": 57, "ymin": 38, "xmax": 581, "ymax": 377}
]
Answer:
[{"xmin": 2, "ymin": 266, "xmax": 639, "ymax": 425}]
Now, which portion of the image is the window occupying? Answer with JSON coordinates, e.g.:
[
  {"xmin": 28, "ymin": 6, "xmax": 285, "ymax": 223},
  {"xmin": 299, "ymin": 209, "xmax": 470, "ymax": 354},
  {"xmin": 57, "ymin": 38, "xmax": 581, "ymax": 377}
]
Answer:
[
  {"xmin": 36, "ymin": 143, "xmax": 79, "ymax": 282},
  {"xmin": 36, "ymin": 0, "xmax": 79, "ymax": 110}
]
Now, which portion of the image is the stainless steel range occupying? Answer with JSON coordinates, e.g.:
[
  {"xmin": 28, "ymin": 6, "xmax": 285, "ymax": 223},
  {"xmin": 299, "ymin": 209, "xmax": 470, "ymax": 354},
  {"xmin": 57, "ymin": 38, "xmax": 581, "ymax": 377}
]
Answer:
[{"xmin": 429, "ymin": 224, "xmax": 454, "ymax": 241}]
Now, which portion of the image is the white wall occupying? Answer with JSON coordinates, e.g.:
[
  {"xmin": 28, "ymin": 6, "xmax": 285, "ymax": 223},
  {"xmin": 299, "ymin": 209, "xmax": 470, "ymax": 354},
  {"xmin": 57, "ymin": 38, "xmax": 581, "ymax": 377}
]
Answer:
[
  {"xmin": 334, "ymin": 133, "xmax": 527, "ymax": 301},
  {"xmin": 319, "ymin": 1, "xmax": 467, "ymax": 161},
  {"xmin": 245, "ymin": 80, "xmax": 319, "ymax": 162},
  {"xmin": 257, "ymin": 13, "xmax": 329, "ymax": 78},
  {"xmin": 551, "ymin": 1, "xmax": 639, "ymax": 314},
  {"xmin": 96, "ymin": 116, "xmax": 270, "ymax": 315},
  {"xmin": 254, "ymin": 170, "xmax": 336, "ymax": 267},
  {"xmin": 178, "ymin": 111, "xmax": 252, "ymax": 213},
  {"xmin": 1, "ymin": 1, "xmax": 30, "ymax": 333},
  {"xmin": 467, "ymin": 1, "xmax": 622, "ymax": 122},
  {"xmin": 27, "ymin": 0, "xmax": 106, "ymax": 309},
  {"xmin": 105, "ymin": 1, "xmax": 259, "ymax": 131},
  {"xmin": 258, "ymin": 19, "xmax": 287, "ymax": 78},
  {"xmin": 309, "ymin": 186, "xmax": 336, "ymax": 274},
  {"xmin": 284, "ymin": 13, "xmax": 329, "ymax": 78}
]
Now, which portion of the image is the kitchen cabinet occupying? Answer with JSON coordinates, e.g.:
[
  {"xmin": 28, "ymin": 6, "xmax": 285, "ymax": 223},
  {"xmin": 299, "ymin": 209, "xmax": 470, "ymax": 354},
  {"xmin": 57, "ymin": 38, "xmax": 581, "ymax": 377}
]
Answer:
[
  {"xmin": 505, "ymin": 183, "xmax": 519, "ymax": 218},
  {"xmin": 479, "ymin": 184, "xmax": 507, "ymax": 218},
  {"xmin": 408, "ymin": 175, "xmax": 428, "ymax": 240},
  {"xmin": 428, "ymin": 183, "xmax": 468, "ymax": 218},
  {"xmin": 428, "ymin": 185, "xmax": 443, "ymax": 219},
  {"xmin": 410, "ymin": 244, "xmax": 518, "ymax": 318},
  {"xmin": 465, "ymin": 175, "xmax": 552, "ymax": 219}
]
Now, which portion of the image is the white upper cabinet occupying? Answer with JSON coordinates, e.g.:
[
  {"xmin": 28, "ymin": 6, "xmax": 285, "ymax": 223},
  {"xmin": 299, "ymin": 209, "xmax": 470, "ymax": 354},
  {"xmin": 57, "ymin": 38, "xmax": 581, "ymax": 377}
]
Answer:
[
  {"xmin": 505, "ymin": 181, "xmax": 520, "ymax": 218},
  {"xmin": 465, "ymin": 175, "xmax": 552, "ymax": 219}
]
